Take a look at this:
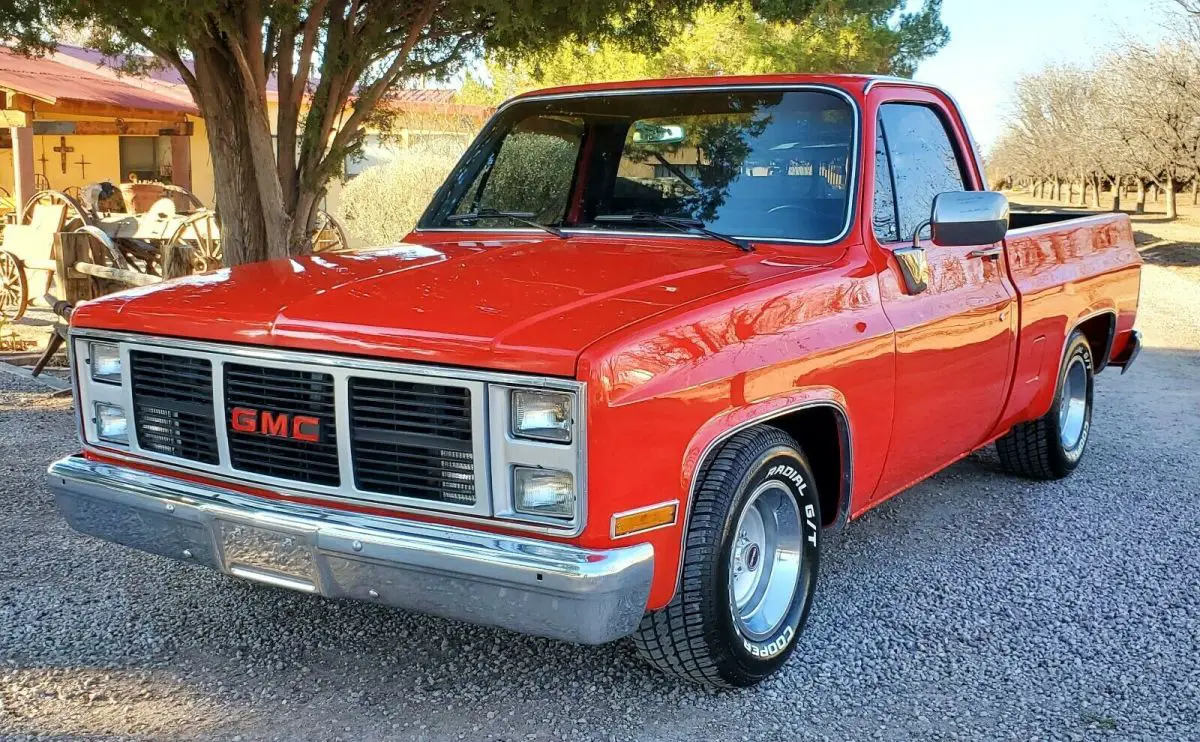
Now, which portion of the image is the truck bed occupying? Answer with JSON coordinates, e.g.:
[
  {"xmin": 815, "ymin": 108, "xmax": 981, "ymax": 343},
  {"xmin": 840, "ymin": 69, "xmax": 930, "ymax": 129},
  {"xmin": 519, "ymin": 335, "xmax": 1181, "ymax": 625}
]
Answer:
[
  {"xmin": 997, "ymin": 210, "xmax": 1142, "ymax": 431},
  {"xmin": 1009, "ymin": 209, "xmax": 1104, "ymax": 231}
]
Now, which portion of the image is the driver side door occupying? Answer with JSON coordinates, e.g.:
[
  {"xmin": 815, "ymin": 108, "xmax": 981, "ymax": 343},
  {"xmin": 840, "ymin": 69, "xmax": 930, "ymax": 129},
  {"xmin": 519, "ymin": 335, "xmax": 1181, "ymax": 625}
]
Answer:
[{"xmin": 868, "ymin": 97, "xmax": 1018, "ymax": 501}]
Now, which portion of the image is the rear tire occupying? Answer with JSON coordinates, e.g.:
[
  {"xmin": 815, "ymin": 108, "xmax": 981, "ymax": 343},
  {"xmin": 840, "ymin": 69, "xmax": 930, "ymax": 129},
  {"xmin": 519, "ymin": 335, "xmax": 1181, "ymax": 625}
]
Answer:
[
  {"xmin": 997, "ymin": 329, "xmax": 1094, "ymax": 480},
  {"xmin": 632, "ymin": 426, "xmax": 821, "ymax": 688}
]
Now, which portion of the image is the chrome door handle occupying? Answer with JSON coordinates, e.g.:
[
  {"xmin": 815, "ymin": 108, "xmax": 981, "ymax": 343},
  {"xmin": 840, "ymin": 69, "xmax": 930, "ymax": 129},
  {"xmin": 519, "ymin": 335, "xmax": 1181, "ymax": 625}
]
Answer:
[{"xmin": 968, "ymin": 247, "xmax": 1003, "ymax": 260}]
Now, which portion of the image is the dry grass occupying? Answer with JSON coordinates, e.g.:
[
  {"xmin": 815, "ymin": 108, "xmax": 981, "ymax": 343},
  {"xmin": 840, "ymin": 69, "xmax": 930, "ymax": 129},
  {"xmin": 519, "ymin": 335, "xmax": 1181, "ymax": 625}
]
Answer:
[{"xmin": 334, "ymin": 140, "xmax": 468, "ymax": 248}]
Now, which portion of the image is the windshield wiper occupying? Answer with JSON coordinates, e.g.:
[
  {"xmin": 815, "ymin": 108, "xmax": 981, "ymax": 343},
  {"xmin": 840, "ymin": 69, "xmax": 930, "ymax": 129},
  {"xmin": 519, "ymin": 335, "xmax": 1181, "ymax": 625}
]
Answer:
[
  {"xmin": 592, "ymin": 213, "xmax": 753, "ymax": 252},
  {"xmin": 446, "ymin": 208, "xmax": 567, "ymax": 238}
]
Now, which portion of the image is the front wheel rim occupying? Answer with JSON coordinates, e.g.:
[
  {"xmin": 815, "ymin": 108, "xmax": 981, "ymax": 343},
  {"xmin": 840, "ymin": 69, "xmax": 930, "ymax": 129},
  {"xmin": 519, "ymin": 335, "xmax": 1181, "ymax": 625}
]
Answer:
[
  {"xmin": 728, "ymin": 480, "xmax": 803, "ymax": 641},
  {"xmin": 1059, "ymin": 355, "xmax": 1089, "ymax": 450}
]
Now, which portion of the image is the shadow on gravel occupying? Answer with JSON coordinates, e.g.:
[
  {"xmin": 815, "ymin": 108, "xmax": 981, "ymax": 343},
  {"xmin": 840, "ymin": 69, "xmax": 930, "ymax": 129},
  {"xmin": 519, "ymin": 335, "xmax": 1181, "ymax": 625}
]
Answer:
[
  {"xmin": 1136, "ymin": 236, "xmax": 1200, "ymax": 267},
  {"xmin": 4, "ymin": 347, "xmax": 1197, "ymax": 740}
]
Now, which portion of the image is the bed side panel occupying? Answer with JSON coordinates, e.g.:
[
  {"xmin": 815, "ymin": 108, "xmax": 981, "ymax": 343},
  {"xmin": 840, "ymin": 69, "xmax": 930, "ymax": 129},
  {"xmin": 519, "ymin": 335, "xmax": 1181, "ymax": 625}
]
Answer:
[{"xmin": 996, "ymin": 213, "xmax": 1141, "ymax": 431}]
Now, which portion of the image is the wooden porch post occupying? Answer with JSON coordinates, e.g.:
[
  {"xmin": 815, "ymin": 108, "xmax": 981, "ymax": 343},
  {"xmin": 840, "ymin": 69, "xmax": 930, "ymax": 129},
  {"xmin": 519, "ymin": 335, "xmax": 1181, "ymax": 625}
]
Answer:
[
  {"xmin": 10, "ymin": 126, "xmax": 34, "ymax": 213},
  {"xmin": 170, "ymin": 135, "xmax": 192, "ymax": 191}
]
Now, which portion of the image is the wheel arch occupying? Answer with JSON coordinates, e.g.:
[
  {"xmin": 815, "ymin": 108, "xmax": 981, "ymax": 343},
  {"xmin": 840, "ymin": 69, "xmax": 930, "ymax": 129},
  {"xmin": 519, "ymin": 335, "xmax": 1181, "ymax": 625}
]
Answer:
[
  {"xmin": 674, "ymin": 391, "xmax": 853, "ymax": 592},
  {"xmin": 1072, "ymin": 309, "xmax": 1117, "ymax": 372}
]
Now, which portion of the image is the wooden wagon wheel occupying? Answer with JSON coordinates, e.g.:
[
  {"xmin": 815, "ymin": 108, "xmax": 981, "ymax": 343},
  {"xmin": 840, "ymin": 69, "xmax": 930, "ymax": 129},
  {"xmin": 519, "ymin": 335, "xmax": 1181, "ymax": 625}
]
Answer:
[
  {"xmin": 311, "ymin": 209, "xmax": 350, "ymax": 253},
  {"xmin": 161, "ymin": 184, "xmax": 205, "ymax": 212},
  {"xmin": 166, "ymin": 210, "xmax": 222, "ymax": 273},
  {"xmin": 0, "ymin": 250, "xmax": 28, "ymax": 321},
  {"xmin": 21, "ymin": 189, "xmax": 96, "ymax": 231}
]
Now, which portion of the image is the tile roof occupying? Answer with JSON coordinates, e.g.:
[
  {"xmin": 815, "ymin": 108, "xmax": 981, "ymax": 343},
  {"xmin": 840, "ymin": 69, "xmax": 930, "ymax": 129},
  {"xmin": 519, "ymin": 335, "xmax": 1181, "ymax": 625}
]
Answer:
[
  {"xmin": 2, "ymin": 44, "xmax": 488, "ymax": 120},
  {"xmin": 0, "ymin": 46, "xmax": 198, "ymax": 114}
]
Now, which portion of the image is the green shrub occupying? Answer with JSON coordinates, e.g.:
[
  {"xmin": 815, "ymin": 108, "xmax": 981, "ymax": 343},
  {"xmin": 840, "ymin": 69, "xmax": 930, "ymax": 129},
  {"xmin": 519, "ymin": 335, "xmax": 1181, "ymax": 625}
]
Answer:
[
  {"xmin": 336, "ymin": 131, "xmax": 580, "ymax": 246},
  {"xmin": 461, "ymin": 132, "xmax": 581, "ymax": 223},
  {"xmin": 335, "ymin": 140, "xmax": 467, "ymax": 247}
]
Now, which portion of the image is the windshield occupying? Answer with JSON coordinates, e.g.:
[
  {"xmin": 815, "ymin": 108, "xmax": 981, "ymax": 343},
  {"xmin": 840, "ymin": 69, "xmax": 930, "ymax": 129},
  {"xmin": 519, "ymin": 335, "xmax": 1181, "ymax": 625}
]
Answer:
[{"xmin": 421, "ymin": 88, "xmax": 857, "ymax": 243}]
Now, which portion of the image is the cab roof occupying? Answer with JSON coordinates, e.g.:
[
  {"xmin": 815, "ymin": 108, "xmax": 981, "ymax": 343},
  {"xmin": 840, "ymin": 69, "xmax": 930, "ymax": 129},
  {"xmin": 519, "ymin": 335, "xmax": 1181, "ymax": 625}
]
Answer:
[{"xmin": 510, "ymin": 74, "xmax": 926, "ymax": 102}]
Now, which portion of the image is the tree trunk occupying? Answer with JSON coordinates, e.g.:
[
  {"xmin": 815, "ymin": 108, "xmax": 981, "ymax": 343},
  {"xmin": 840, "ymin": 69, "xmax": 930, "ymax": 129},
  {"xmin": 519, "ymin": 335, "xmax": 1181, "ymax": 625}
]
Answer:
[
  {"xmin": 1193, "ymin": 177, "xmax": 1198, "ymax": 206},
  {"xmin": 185, "ymin": 35, "xmax": 327, "ymax": 266},
  {"xmin": 1166, "ymin": 178, "xmax": 1177, "ymax": 220},
  {"xmin": 1111, "ymin": 175, "xmax": 1122, "ymax": 212},
  {"xmin": 1136, "ymin": 180, "xmax": 1146, "ymax": 213},
  {"xmin": 191, "ymin": 45, "xmax": 271, "ymax": 267},
  {"xmin": 1152, "ymin": 183, "xmax": 1159, "ymax": 203}
]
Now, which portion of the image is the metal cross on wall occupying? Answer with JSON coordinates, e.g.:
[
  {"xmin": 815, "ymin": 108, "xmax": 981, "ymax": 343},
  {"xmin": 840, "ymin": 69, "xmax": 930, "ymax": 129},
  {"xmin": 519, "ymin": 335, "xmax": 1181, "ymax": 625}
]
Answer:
[
  {"xmin": 53, "ymin": 136, "xmax": 74, "ymax": 174},
  {"xmin": 75, "ymin": 154, "xmax": 91, "ymax": 179},
  {"xmin": 37, "ymin": 152, "xmax": 49, "ymax": 178}
]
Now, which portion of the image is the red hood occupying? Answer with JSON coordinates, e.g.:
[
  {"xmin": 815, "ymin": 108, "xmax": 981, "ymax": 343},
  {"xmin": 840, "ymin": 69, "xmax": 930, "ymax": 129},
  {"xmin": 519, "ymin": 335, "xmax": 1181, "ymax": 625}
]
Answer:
[{"xmin": 71, "ymin": 235, "xmax": 814, "ymax": 376}]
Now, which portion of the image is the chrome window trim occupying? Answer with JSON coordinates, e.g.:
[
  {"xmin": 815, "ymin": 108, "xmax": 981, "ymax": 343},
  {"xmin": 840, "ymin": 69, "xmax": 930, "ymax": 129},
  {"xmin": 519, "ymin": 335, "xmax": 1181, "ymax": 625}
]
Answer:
[
  {"xmin": 72, "ymin": 328, "xmax": 587, "ymax": 537},
  {"xmin": 414, "ymin": 83, "xmax": 862, "ymax": 247},
  {"xmin": 862, "ymin": 77, "xmax": 988, "ymax": 190}
]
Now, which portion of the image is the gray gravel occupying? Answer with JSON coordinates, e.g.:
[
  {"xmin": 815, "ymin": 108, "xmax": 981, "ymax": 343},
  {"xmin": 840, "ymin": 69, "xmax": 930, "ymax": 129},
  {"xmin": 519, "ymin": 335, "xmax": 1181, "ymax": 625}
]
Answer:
[{"xmin": 2, "ymin": 263, "xmax": 1198, "ymax": 741}]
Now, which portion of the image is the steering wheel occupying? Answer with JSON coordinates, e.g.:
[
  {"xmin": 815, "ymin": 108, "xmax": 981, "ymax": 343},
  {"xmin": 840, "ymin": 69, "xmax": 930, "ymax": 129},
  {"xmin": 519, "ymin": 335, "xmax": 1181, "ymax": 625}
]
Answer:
[{"xmin": 765, "ymin": 203, "xmax": 827, "ymax": 218}]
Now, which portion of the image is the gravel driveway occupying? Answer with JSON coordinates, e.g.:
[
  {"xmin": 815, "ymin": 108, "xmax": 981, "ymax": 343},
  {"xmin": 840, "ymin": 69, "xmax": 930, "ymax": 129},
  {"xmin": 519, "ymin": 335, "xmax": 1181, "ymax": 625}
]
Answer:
[{"xmin": 2, "ymin": 264, "xmax": 1198, "ymax": 741}]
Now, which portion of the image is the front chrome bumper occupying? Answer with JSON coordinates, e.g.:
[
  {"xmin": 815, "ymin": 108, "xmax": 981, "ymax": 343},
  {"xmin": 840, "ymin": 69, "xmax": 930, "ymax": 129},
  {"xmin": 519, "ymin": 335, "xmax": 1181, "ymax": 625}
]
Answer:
[{"xmin": 47, "ymin": 456, "xmax": 653, "ymax": 644}]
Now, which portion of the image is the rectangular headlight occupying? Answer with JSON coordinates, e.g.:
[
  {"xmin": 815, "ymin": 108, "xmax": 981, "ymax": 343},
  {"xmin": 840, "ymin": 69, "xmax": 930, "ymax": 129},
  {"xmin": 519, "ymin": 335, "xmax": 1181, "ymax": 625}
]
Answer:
[
  {"xmin": 513, "ymin": 467, "xmax": 576, "ymax": 518},
  {"xmin": 94, "ymin": 402, "xmax": 128, "ymax": 444},
  {"xmin": 511, "ymin": 390, "xmax": 573, "ymax": 443},
  {"xmin": 88, "ymin": 342, "xmax": 122, "ymax": 384}
]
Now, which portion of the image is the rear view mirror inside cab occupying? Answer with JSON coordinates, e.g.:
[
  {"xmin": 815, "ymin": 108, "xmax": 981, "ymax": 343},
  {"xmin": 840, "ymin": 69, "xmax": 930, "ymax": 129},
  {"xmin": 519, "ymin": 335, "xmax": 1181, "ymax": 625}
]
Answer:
[{"xmin": 631, "ymin": 122, "xmax": 687, "ymax": 144}]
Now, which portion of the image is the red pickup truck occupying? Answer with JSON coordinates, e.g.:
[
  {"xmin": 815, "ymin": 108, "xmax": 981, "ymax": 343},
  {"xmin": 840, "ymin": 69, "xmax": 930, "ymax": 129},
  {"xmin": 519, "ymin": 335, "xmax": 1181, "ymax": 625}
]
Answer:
[{"xmin": 49, "ymin": 74, "xmax": 1142, "ymax": 689}]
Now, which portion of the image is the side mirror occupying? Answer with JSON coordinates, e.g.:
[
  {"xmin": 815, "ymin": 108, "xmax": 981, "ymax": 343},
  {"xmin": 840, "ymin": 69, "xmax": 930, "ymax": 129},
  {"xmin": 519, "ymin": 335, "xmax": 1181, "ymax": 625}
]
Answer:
[{"xmin": 928, "ymin": 191, "xmax": 1009, "ymax": 247}]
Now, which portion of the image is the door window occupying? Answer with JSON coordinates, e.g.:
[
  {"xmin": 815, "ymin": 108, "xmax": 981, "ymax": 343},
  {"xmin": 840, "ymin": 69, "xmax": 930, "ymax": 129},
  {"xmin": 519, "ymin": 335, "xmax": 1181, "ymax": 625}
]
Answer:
[
  {"xmin": 877, "ymin": 104, "xmax": 967, "ymax": 242},
  {"xmin": 872, "ymin": 117, "xmax": 900, "ymax": 242}
]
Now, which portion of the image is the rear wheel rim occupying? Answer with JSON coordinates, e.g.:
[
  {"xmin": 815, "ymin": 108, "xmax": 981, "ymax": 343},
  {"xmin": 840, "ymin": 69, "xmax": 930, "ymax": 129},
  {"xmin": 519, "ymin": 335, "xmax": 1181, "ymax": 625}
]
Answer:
[
  {"xmin": 1059, "ymin": 355, "xmax": 1089, "ymax": 450},
  {"xmin": 729, "ymin": 480, "xmax": 802, "ymax": 641}
]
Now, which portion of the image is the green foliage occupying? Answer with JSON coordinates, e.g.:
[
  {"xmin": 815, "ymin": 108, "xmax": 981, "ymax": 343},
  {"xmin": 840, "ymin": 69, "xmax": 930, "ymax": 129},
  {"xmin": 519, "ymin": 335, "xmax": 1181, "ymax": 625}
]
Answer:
[
  {"xmin": 336, "ymin": 140, "xmax": 467, "ymax": 247},
  {"xmin": 0, "ymin": 0, "xmax": 943, "ymax": 263},
  {"xmin": 459, "ymin": 132, "xmax": 583, "ymax": 222},
  {"xmin": 459, "ymin": 0, "xmax": 948, "ymax": 105}
]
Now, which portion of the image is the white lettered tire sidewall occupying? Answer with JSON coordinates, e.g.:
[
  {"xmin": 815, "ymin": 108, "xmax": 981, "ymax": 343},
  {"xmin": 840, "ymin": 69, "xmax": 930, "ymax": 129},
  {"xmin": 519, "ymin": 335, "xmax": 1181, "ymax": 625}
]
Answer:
[
  {"xmin": 718, "ymin": 445, "xmax": 820, "ymax": 674},
  {"xmin": 1055, "ymin": 334, "xmax": 1094, "ymax": 466}
]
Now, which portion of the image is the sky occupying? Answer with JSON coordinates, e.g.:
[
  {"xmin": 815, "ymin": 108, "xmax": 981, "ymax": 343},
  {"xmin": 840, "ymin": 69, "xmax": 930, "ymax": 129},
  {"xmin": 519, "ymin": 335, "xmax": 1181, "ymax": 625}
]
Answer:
[{"xmin": 913, "ymin": 0, "xmax": 1178, "ymax": 151}]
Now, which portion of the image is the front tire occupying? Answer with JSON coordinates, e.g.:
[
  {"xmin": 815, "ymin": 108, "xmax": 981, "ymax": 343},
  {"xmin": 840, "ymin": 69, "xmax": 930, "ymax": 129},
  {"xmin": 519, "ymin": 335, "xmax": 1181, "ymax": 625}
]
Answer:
[
  {"xmin": 997, "ymin": 329, "xmax": 1095, "ymax": 479},
  {"xmin": 632, "ymin": 427, "xmax": 821, "ymax": 688}
]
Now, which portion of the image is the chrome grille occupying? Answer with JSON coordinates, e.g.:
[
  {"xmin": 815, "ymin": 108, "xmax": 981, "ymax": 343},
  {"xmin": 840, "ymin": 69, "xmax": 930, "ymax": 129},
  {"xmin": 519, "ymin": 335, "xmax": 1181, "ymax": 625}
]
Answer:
[
  {"xmin": 129, "ymin": 350, "xmax": 219, "ymax": 464},
  {"xmin": 348, "ymin": 378, "xmax": 476, "ymax": 504},
  {"xmin": 223, "ymin": 363, "xmax": 340, "ymax": 487},
  {"xmin": 101, "ymin": 336, "xmax": 586, "ymax": 523}
]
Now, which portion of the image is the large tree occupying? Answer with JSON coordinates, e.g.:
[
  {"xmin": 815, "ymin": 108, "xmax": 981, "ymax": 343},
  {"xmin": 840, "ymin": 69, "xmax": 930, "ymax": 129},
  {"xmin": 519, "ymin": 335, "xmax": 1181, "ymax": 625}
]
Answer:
[
  {"xmin": 4, "ymin": 0, "xmax": 883, "ymax": 265},
  {"xmin": 460, "ymin": 0, "xmax": 948, "ymax": 104}
]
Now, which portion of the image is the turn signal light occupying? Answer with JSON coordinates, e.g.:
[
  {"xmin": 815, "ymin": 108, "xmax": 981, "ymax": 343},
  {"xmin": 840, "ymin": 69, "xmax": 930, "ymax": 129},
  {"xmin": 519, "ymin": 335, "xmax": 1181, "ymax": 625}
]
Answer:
[{"xmin": 611, "ymin": 502, "xmax": 678, "ymax": 538}]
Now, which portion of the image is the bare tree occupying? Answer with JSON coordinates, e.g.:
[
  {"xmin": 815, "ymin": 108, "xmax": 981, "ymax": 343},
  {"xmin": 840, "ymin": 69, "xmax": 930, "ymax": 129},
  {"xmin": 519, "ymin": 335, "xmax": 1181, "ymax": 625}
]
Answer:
[{"xmin": 991, "ymin": 38, "xmax": 1200, "ymax": 221}]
